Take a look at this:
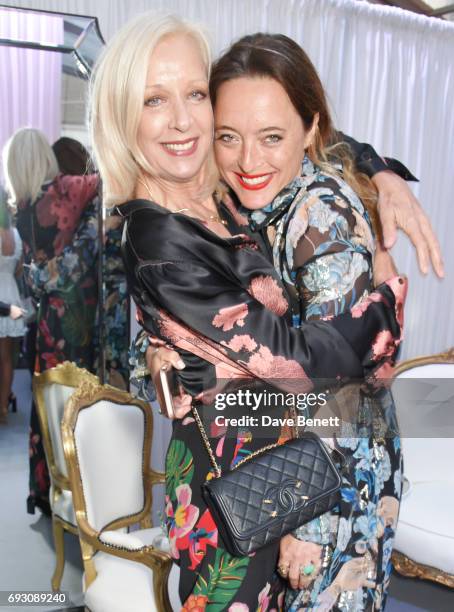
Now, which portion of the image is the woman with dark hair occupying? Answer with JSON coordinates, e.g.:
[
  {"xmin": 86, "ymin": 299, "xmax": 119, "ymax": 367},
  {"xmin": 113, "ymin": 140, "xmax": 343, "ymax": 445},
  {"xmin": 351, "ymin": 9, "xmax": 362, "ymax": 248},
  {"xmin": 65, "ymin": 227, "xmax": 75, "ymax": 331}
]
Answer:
[
  {"xmin": 206, "ymin": 33, "xmax": 403, "ymax": 611},
  {"xmin": 52, "ymin": 136, "xmax": 94, "ymax": 176}
]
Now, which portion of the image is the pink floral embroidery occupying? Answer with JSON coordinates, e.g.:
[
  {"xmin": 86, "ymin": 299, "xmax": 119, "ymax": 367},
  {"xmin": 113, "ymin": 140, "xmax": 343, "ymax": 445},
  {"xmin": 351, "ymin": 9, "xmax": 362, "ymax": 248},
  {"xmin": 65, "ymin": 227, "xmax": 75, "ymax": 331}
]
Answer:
[
  {"xmin": 385, "ymin": 276, "xmax": 407, "ymax": 328},
  {"xmin": 229, "ymin": 604, "xmax": 249, "ymax": 612},
  {"xmin": 351, "ymin": 292, "xmax": 386, "ymax": 318},
  {"xmin": 165, "ymin": 485, "xmax": 199, "ymax": 560},
  {"xmin": 158, "ymin": 310, "xmax": 232, "ymax": 367},
  {"xmin": 214, "ymin": 362, "xmax": 250, "ymax": 380},
  {"xmin": 182, "ymin": 416, "xmax": 195, "ymax": 426},
  {"xmin": 215, "ymin": 435, "xmax": 225, "ymax": 457},
  {"xmin": 35, "ymin": 174, "xmax": 98, "ymax": 255},
  {"xmin": 371, "ymin": 330, "xmax": 395, "ymax": 361},
  {"xmin": 248, "ymin": 275, "xmax": 288, "ymax": 316},
  {"xmin": 222, "ymin": 334, "xmax": 258, "ymax": 353},
  {"xmin": 257, "ymin": 583, "xmax": 271, "ymax": 612},
  {"xmin": 247, "ymin": 346, "xmax": 313, "ymax": 392},
  {"xmin": 369, "ymin": 361, "xmax": 395, "ymax": 389},
  {"xmin": 212, "ymin": 303, "xmax": 248, "ymax": 331},
  {"xmin": 211, "ymin": 421, "xmax": 228, "ymax": 439}
]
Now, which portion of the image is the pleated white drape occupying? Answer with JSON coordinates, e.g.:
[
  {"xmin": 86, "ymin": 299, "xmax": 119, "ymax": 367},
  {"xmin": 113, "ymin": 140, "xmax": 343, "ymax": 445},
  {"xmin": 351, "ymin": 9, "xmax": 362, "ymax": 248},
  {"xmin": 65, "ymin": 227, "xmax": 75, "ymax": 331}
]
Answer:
[{"xmin": 0, "ymin": 7, "xmax": 62, "ymax": 178}]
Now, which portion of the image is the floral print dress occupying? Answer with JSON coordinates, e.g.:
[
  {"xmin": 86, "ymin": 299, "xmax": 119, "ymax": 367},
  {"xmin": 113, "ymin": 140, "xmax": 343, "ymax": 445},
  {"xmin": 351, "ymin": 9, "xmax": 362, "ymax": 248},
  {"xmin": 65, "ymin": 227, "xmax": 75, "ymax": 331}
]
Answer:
[
  {"xmin": 119, "ymin": 193, "xmax": 406, "ymax": 611},
  {"xmin": 101, "ymin": 214, "xmax": 129, "ymax": 389},
  {"xmin": 16, "ymin": 175, "xmax": 99, "ymax": 513},
  {"xmin": 247, "ymin": 157, "xmax": 403, "ymax": 611}
]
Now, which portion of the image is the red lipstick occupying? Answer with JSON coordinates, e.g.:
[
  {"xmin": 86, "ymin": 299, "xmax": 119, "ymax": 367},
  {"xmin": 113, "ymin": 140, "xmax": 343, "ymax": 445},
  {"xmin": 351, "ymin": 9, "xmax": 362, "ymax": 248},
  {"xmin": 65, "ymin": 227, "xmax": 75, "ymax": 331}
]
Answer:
[{"xmin": 234, "ymin": 172, "xmax": 274, "ymax": 191}]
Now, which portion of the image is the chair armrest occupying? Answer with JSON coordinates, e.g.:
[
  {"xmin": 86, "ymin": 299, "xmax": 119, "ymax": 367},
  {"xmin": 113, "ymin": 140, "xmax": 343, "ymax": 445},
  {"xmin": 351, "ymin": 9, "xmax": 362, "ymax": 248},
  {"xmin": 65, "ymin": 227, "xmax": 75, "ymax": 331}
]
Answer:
[
  {"xmin": 77, "ymin": 516, "xmax": 171, "ymax": 570},
  {"xmin": 99, "ymin": 530, "xmax": 146, "ymax": 551}
]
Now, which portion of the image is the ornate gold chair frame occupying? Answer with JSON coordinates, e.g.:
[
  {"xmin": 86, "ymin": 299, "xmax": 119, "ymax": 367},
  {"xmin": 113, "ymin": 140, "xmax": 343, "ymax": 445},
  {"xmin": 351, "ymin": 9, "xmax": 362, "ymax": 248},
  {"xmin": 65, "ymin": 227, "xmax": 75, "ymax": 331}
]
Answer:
[
  {"xmin": 392, "ymin": 347, "xmax": 454, "ymax": 589},
  {"xmin": 33, "ymin": 361, "xmax": 99, "ymax": 590},
  {"xmin": 61, "ymin": 380, "xmax": 172, "ymax": 612}
]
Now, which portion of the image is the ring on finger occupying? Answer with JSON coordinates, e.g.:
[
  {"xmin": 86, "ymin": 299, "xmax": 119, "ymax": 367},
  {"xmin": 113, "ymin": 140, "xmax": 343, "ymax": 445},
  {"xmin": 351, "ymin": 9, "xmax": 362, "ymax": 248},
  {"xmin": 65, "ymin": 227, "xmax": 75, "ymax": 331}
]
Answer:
[
  {"xmin": 278, "ymin": 563, "xmax": 290, "ymax": 577},
  {"xmin": 299, "ymin": 563, "xmax": 316, "ymax": 576}
]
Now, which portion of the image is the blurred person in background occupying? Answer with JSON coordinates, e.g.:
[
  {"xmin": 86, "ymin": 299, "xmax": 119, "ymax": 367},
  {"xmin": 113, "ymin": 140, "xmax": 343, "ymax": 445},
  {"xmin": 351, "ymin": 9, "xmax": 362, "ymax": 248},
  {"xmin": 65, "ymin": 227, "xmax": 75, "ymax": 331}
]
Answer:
[
  {"xmin": 51, "ymin": 136, "xmax": 129, "ymax": 389},
  {"xmin": 3, "ymin": 127, "xmax": 99, "ymax": 513},
  {"xmin": 0, "ymin": 194, "xmax": 25, "ymax": 424}
]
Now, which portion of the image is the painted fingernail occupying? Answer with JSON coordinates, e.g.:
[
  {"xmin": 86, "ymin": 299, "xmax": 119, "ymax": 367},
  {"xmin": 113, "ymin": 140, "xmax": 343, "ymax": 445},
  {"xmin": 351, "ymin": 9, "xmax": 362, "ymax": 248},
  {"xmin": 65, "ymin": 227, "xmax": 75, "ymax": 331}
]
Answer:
[{"xmin": 176, "ymin": 359, "xmax": 186, "ymax": 369}]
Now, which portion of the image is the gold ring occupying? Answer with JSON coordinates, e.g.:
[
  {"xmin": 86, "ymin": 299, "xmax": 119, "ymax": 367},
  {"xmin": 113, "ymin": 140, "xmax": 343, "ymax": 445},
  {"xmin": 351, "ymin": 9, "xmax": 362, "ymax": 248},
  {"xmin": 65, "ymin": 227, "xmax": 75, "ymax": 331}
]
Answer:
[{"xmin": 277, "ymin": 563, "xmax": 290, "ymax": 577}]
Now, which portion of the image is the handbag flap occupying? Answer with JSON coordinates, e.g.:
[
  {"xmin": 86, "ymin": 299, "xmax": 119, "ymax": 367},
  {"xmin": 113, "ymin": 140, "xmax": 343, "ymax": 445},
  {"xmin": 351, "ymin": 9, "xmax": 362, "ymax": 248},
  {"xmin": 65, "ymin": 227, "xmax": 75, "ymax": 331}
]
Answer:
[{"xmin": 204, "ymin": 433, "xmax": 341, "ymax": 541}]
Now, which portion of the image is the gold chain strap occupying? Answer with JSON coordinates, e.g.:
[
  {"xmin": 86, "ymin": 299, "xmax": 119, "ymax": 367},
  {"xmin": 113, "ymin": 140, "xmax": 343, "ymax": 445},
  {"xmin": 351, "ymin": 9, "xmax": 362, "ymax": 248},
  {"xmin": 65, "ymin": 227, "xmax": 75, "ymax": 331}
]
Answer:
[
  {"xmin": 191, "ymin": 405, "xmax": 222, "ymax": 478},
  {"xmin": 192, "ymin": 400, "xmax": 299, "ymax": 479}
]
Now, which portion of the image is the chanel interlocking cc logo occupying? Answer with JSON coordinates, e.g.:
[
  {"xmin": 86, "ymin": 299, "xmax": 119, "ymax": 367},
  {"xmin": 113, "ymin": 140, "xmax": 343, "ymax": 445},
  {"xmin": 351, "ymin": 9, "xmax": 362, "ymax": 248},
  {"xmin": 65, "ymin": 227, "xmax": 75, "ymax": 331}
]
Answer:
[{"xmin": 263, "ymin": 479, "xmax": 309, "ymax": 517}]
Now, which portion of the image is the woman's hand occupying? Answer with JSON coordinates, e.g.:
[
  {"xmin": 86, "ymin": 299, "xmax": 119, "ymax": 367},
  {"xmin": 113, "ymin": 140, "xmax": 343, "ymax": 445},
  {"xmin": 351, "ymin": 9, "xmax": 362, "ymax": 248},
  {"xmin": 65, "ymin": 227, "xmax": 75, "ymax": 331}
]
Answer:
[
  {"xmin": 146, "ymin": 345, "xmax": 192, "ymax": 419},
  {"xmin": 372, "ymin": 170, "xmax": 444, "ymax": 278},
  {"xmin": 9, "ymin": 304, "xmax": 25, "ymax": 320},
  {"xmin": 278, "ymin": 533, "xmax": 322, "ymax": 590},
  {"xmin": 373, "ymin": 241, "xmax": 398, "ymax": 287},
  {"xmin": 330, "ymin": 555, "xmax": 376, "ymax": 592}
]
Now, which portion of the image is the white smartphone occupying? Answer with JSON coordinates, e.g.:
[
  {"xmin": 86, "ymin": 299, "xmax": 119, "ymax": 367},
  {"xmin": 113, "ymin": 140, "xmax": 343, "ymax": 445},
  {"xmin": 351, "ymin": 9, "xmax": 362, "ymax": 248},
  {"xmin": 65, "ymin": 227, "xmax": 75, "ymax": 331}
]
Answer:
[{"xmin": 156, "ymin": 366, "xmax": 176, "ymax": 419}]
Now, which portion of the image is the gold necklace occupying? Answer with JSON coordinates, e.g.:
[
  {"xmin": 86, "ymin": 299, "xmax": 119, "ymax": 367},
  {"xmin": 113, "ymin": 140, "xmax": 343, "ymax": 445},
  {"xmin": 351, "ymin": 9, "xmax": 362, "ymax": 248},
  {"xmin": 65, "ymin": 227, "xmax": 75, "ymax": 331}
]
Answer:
[{"xmin": 137, "ymin": 176, "xmax": 227, "ymax": 226}]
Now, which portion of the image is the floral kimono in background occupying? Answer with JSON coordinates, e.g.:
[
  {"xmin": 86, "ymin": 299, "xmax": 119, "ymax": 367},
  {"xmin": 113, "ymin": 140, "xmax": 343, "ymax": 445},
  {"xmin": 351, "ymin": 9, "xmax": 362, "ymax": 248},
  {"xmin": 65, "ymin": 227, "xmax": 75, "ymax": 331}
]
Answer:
[
  {"xmin": 246, "ymin": 157, "xmax": 403, "ymax": 611},
  {"xmin": 102, "ymin": 213, "xmax": 129, "ymax": 390},
  {"xmin": 15, "ymin": 174, "xmax": 99, "ymax": 514}
]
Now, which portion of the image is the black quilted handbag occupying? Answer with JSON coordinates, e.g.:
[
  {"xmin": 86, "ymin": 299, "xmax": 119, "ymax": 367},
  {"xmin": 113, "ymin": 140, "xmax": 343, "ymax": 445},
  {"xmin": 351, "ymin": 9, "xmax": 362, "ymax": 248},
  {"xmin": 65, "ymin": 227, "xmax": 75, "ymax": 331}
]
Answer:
[{"xmin": 192, "ymin": 406, "xmax": 343, "ymax": 557}]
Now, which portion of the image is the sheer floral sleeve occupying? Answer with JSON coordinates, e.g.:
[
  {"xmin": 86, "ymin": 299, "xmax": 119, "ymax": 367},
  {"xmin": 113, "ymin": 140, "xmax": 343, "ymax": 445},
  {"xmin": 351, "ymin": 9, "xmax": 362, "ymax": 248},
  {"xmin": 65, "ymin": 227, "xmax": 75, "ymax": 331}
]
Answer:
[
  {"xmin": 287, "ymin": 177, "xmax": 377, "ymax": 544},
  {"xmin": 288, "ymin": 177, "xmax": 376, "ymax": 322}
]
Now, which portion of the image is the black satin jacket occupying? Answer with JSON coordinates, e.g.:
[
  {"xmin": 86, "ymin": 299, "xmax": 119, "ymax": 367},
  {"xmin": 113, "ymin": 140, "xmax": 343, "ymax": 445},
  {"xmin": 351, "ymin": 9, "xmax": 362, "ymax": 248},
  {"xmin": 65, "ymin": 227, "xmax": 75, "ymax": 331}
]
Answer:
[{"xmin": 118, "ymin": 199, "xmax": 405, "ymax": 398}]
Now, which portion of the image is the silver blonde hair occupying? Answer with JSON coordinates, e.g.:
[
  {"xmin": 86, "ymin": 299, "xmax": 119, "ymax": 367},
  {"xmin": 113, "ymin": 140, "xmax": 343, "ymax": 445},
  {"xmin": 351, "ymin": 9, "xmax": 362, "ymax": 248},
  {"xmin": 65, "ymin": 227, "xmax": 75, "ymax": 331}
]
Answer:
[
  {"xmin": 89, "ymin": 11, "xmax": 213, "ymax": 207},
  {"xmin": 3, "ymin": 128, "xmax": 59, "ymax": 206}
]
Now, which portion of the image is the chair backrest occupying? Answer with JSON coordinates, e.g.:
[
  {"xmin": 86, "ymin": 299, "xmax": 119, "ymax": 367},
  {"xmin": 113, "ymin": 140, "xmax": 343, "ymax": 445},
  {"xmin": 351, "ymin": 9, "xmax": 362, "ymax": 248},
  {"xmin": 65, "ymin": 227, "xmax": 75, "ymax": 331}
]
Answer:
[
  {"xmin": 392, "ymin": 348, "xmax": 454, "ymax": 481},
  {"xmin": 62, "ymin": 382, "xmax": 153, "ymax": 533},
  {"xmin": 33, "ymin": 362, "xmax": 99, "ymax": 486}
]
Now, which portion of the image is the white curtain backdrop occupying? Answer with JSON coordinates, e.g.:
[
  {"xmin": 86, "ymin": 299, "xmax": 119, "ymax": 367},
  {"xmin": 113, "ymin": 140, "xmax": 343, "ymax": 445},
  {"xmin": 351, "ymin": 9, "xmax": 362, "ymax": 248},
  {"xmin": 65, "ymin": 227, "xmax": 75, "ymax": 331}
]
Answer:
[
  {"xmin": 0, "ymin": 7, "xmax": 62, "ymax": 178},
  {"xmin": 4, "ymin": 0, "xmax": 452, "ymax": 524}
]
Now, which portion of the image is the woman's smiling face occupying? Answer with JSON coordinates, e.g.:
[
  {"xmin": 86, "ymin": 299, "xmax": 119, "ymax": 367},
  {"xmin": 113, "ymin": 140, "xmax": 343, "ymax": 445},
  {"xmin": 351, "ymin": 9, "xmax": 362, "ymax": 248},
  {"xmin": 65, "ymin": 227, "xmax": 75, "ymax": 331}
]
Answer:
[
  {"xmin": 214, "ymin": 76, "xmax": 316, "ymax": 209},
  {"xmin": 137, "ymin": 32, "xmax": 213, "ymax": 185}
]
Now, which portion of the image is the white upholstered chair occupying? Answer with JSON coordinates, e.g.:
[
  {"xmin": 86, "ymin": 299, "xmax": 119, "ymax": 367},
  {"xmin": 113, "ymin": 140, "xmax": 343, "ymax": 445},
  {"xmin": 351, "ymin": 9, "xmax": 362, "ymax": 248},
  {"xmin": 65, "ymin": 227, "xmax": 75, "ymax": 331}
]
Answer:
[
  {"xmin": 391, "ymin": 348, "xmax": 454, "ymax": 588},
  {"xmin": 33, "ymin": 361, "xmax": 99, "ymax": 590},
  {"xmin": 61, "ymin": 380, "xmax": 177, "ymax": 612}
]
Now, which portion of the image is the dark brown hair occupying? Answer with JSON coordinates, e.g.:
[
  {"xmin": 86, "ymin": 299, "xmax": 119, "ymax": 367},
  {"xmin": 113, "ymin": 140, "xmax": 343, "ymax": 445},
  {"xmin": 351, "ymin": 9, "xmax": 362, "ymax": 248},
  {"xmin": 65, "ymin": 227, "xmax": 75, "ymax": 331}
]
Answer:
[
  {"xmin": 210, "ymin": 33, "xmax": 335, "ymax": 157},
  {"xmin": 210, "ymin": 33, "xmax": 379, "ymax": 231}
]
